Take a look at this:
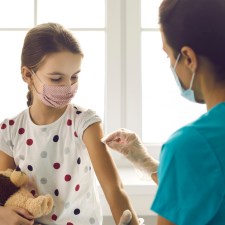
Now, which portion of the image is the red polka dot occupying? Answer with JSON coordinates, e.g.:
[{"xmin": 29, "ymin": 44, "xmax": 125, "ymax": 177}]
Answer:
[
  {"xmin": 67, "ymin": 119, "xmax": 72, "ymax": 126},
  {"xmin": 74, "ymin": 131, "xmax": 78, "ymax": 137},
  {"xmin": 1, "ymin": 124, "xmax": 7, "ymax": 129},
  {"xmin": 75, "ymin": 184, "xmax": 80, "ymax": 191},
  {"xmin": 53, "ymin": 163, "xmax": 60, "ymax": 169},
  {"xmin": 67, "ymin": 223, "xmax": 74, "ymax": 225},
  {"xmin": 18, "ymin": 128, "xmax": 25, "ymax": 135},
  {"xmin": 65, "ymin": 174, "xmax": 71, "ymax": 182},
  {"xmin": 51, "ymin": 214, "xmax": 57, "ymax": 221},
  {"xmin": 9, "ymin": 120, "xmax": 15, "ymax": 126},
  {"xmin": 26, "ymin": 139, "xmax": 33, "ymax": 146}
]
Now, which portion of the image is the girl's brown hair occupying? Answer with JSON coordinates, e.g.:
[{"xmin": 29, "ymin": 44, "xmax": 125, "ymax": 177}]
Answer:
[{"xmin": 21, "ymin": 23, "xmax": 83, "ymax": 106}]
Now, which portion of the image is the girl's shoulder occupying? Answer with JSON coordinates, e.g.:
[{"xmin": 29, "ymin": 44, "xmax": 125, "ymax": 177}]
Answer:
[
  {"xmin": 70, "ymin": 104, "xmax": 101, "ymax": 122},
  {"xmin": 0, "ymin": 108, "xmax": 29, "ymax": 130},
  {"xmin": 69, "ymin": 104, "xmax": 102, "ymax": 138}
]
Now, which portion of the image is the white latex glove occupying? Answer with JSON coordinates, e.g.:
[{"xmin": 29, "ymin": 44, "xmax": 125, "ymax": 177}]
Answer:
[
  {"xmin": 102, "ymin": 128, "xmax": 159, "ymax": 177},
  {"xmin": 118, "ymin": 210, "xmax": 145, "ymax": 225}
]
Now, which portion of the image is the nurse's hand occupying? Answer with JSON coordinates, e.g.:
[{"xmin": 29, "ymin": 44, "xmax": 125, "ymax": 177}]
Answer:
[
  {"xmin": 118, "ymin": 210, "xmax": 145, "ymax": 225},
  {"xmin": 102, "ymin": 128, "xmax": 159, "ymax": 177}
]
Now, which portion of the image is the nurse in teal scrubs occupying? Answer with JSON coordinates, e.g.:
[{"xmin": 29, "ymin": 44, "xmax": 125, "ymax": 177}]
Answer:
[{"xmin": 103, "ymin": 0, "xmax": 225, "ymax": 224}]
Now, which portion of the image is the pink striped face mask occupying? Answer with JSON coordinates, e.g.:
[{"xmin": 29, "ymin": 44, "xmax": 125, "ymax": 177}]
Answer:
[{"xmin": 31, "ymin": 70, "xmax": 78, "ymax": 108}]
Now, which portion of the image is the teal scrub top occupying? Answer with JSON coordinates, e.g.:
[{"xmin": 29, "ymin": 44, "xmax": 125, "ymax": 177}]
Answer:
[{"xmin": 151, "ymin": 102, "xmax": 225, "ymax": 225}]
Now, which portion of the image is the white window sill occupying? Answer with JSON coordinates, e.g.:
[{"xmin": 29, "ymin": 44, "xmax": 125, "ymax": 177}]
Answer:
[{"xmin": 98, "ymin": 167, "xmax": 157, "ymax": 216}]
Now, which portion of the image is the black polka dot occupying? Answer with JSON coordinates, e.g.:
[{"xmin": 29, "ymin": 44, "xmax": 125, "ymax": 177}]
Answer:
[
  {"xmin": 27, "ymin": 165, "xmax": 33, "ymax": 171},
  {"xmin": 77, "ymin": 157, "xmax": 81, "ymax": 164},
  {"xmin": 54, "ymin": 189, "xmax": 59, "ymax": 196},
  {"xmin": 16, "ymin": 166, "xmax": 21, "ymax": 171},
  {"xmin": 74, "ymin": 208, "xmax": 80, "ymax": 215},
  {"xmin": 53, "ymin": 135, "xmax": 59, "ymax": 142}
]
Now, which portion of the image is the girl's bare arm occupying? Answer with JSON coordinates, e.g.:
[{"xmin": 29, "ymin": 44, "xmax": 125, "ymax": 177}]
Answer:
[{"xmin": 83, "ymin": 122, "xmax": 139, "ymax": 225}]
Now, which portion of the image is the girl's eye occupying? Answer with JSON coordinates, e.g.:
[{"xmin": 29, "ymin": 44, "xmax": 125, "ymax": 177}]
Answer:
[
  {"xmin": 71, "ymin": 76, "xmax": 78, "ymax": 80},
  {"xmin": 51, "ymin": 78, "xmax": 62, "ymax": 82}
]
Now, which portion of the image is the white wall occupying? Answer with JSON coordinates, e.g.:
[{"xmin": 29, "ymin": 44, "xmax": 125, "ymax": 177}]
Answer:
[
  {"xmin": 98, "ymin": 167, "xmax": 158, "ymax": 224},
  {"xmin": 103, "ymin": 215, "xmax": 157, "ymax": 225}
]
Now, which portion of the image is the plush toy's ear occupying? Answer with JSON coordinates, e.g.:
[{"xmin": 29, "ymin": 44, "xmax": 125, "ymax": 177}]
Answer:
[
  {"xmin": 0, "ymin": 169, "xmax": 14, "ymax": 178},
  {"xmin": 10, "ymin": 170, "xmax": 28, "ymax": 187}
]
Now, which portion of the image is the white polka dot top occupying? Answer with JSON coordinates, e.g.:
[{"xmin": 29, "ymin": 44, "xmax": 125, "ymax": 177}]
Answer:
[{"xmin": 0, "ymin": 104, "xmax": 103, "ymax": 225}]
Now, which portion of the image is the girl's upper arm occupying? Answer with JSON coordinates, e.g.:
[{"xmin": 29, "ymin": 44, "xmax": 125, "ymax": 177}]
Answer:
[
  {"xmin": 83, "ymin": 122, "xmax": 139, "ymax": 225},
  {"xmin": 83, "ymin": 122, "xmax": 122, "ymax": 192},
  {"xmin": 0, "ymin": 151, "xmax": 16, "ymax": 170}
]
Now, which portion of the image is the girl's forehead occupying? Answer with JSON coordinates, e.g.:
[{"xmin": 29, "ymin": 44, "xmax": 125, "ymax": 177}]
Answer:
[
  {"xmin": 38, "ymin": 51, "xmax": 82, "ymax": 72},
  {"xmin": 44, "ymin": 51, "xmax": 82, "ymax": 63}
]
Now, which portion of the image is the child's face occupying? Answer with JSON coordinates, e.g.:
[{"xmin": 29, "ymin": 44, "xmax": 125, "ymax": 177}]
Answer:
[{"xmin": 32, "ymin": 51, "xmax": 82, "ymax": 88}]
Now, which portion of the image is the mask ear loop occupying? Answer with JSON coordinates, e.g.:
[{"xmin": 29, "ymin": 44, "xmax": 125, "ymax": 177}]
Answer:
[
  {"xmin": 174, "ymin": 54, "xmax": 196, "ymax": 90},
  {"xmin": 173, "ymin": 53, "xmax": 181, "ymax": 69},
  {"xmin": 30, "ymin": 69, "xmax": 43, "ymax": 95},
  {"xmin": 189, "ymin": 72, "xmax": 196, "ymax": 90},
  {"xmin": 31, "ymin": 70, "xmax": 44, "ymax": 84}
]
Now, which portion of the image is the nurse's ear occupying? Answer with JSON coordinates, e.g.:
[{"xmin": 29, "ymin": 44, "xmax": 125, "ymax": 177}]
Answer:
[
  {"xmin": 21, "ymin": 66, "xmax": 33, "ymax": 85},
  {"xmin": 181, "ymin": 46, "xmax": 198, "ymax": 74}
]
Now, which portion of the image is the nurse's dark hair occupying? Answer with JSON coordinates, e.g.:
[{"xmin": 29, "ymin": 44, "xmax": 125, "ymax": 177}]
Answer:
[
  {"xmin": 159, "ymin": 0, "xmax": 225, "ymax": 79},
  {"xmin": 21, "ymin": 22, "xmax": 83, "ymax": 106}
]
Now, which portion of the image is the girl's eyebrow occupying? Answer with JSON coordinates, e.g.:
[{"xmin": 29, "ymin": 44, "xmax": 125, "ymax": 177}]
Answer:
[{"xmin": 47, "ymin": 70, "xmax": 81, "ymax": 76}]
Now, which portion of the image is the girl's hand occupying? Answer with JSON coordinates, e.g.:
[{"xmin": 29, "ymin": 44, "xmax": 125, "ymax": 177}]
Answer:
[
  {"xmin": 0, "ymin": 206, "xmax": 34, "ymax": 225},
  {"xmin": 118, "ymin": 210, "xmax": 145, "ymax": 225},
  {"xmin": 118, "ymin": 210, "xmax": 132, "ymax": 225}
]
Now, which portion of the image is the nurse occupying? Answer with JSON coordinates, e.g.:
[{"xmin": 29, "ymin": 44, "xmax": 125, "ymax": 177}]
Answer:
[{"xmin": 104, "ymin": 0, "xmax": 225, "ymax": 224}]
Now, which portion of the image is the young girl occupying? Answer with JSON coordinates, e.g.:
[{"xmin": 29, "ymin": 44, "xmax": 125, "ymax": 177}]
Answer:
[{"xmin": 0, "ymin": 23, "xmax": 139, "ymax": 225}]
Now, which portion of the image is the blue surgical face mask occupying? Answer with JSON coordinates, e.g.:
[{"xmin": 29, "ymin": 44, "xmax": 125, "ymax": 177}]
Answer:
[{"xmin": 170, "ymin": 53, "xmax": 196, "ymax": 102}]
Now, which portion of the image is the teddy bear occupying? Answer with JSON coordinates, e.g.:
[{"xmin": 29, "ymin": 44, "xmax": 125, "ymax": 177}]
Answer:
[{"xmin": 0, "ymin": 168, "xmax": 54, "ymax": 218}]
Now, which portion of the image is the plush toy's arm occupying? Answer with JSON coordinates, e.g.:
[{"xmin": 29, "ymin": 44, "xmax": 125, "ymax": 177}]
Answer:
[{"xmin": 10, "ymin": 170, "xmax": 29, "ymax": 187}]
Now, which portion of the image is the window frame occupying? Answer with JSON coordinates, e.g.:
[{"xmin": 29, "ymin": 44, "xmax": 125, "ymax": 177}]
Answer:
[
  {"xmin": 105, "ymin": 0, "xmax": 161, "ymax": 165},
  {"xmin": 105, "ymin": 0, "xmax": 142, "ymax": 136}
]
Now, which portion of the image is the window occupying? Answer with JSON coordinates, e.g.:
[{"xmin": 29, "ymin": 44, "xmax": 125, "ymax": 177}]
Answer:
[
  {"xmin": 141, "ymin": 0, "xmax": 206, "ymax": 144},
  {"xmin": 0, "ymin": 0, "xmax": 206, "ymax": 165},
  {"xmin": 0, "ymin": 0, "xmax": 105, "ymax": 122}
]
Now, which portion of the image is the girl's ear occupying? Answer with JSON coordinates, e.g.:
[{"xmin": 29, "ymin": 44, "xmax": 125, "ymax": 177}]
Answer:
[
  {"xmin": 181, "ymin": 46, "xmax": 198, "ymax": 73},
  {"xmin": 21, "ymin": 66, "xmax": 33, "ymax": 84}
]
